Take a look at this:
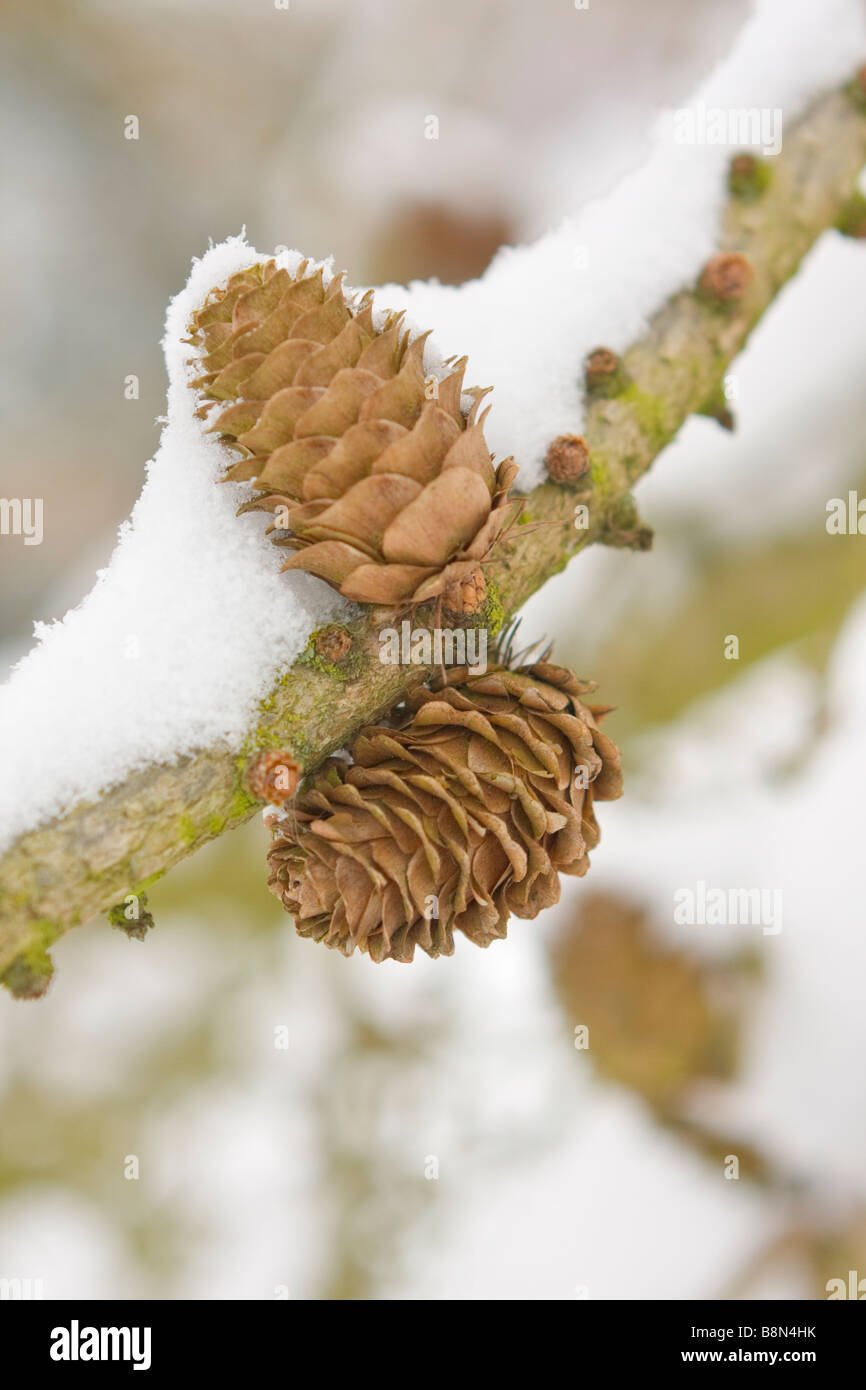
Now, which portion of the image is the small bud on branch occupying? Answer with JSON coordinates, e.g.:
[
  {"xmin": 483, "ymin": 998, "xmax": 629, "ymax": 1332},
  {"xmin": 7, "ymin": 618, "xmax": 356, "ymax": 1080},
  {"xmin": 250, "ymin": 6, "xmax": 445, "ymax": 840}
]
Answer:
[
  {"xmin": 314, "ymin": 626, "xmax": 353, "ymax": 663},
  {"xmin": 246, "ymin": 750, "xmax": 301, "ymax": 805},
  {"xmin": 545, "ymin": 434, "xmax": 591, "ymax": 485},
  {"xmin": 698, "ymin": 252, "xmax": 755, "ymax": 303},
  {"xmin": 584, "ymin": 347, "xmax": 629, "ymax": 397}
]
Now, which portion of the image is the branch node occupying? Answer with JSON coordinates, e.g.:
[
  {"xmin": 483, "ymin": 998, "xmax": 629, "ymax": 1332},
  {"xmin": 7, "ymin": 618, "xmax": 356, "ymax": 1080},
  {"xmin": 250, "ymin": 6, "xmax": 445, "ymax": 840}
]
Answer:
[
  {"xmin": 545, "ymin": 434, "xmax": 591, "ymax": 485},
  {"xmin": 728, "ymin": 152, "xmax": 772, "ymax": 202},
  {"xmin": 835, "ymin": 190, "xmax": 866, "ymax": 239},
  {"xmin": 600, "ymin": 494, "xmax": 654, "ymax": 552},
  {"xmin": 314, "ymin": 626, "xmax": 353, "ymax": 663},
  {"xmin": 698, "ymin": 252, "xmax": 755, "ymax": 304},
  {"xmin": 108, "ymin": 893, "xmax": 155, "ymax": 941},
  {"xmin": 698, "ymin": 381, "xmax": 736, "ymax": 432},
  {"xmin": 0, "ymin": 923, "xmax": 58, "ymax": 1000},
  {"xmin": 246, "ymin": 750, "xmax": 301, "ymax": 805},
  {"xmin": 584, "ymin": 347, "xmax": 630, "ymax": 397}
]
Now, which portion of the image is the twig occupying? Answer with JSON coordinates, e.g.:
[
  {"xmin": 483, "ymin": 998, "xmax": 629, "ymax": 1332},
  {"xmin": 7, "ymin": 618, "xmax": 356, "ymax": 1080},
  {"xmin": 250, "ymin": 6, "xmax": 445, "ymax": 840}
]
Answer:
[{"xmin": 2, "ymin": 81, "xmax": 865, "ymax": 995}]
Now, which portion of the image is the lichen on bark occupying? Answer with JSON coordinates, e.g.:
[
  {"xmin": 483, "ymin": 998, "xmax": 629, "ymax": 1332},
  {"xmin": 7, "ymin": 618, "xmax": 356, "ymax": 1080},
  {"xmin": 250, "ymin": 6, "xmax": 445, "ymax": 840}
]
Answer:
[{"xmin": 1, "ymin": 80, "xmax": 865, "ymax": 994}]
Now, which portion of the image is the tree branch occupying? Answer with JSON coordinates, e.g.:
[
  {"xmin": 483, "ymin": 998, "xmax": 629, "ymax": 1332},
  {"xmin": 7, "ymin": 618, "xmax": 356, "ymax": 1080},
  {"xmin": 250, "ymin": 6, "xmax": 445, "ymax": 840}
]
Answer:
[{"xmin": 2, "ymin": 81, "xmax": 865, "ymax": 995}]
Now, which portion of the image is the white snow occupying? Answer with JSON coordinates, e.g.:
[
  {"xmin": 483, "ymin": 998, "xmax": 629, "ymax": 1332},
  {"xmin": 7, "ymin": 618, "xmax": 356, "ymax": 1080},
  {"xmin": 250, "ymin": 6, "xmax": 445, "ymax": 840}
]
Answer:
[
  {"xmin": 373, "ymin": 0, "xmax": 865, "ymax": 485},
  {"xmin": 0, "ymin": 0, "xmax": 863, "ymax": 853},
  {"xmin": 0, "ymin": 237, "xmax": 348, "ymax": 853}
]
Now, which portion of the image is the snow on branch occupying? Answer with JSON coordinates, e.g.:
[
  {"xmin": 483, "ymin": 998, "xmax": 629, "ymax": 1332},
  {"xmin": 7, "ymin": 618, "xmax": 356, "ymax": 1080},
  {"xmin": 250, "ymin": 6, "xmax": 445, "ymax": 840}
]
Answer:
[{"xmin": 1, "ymin": 2, "xmax": 865, "ymax": 995}]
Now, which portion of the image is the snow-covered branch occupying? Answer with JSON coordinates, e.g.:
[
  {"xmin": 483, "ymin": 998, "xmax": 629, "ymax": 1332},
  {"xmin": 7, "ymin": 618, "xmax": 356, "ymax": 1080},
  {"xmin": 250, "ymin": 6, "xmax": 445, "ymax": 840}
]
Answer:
[{"xmin": 1, "ymin": 58, "xmax": 865, "ymax": 995}]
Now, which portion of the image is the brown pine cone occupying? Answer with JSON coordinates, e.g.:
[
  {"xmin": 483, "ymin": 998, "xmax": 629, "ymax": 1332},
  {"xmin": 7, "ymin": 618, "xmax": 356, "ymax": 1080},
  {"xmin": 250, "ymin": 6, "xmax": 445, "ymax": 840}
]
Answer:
[
  {"xmin": 267, "ymin": 658, "xmax": 622, "ymax": 963},
  {"xmin": 188, "ymin": 259, "xmax": 517, "ymax": 608}
]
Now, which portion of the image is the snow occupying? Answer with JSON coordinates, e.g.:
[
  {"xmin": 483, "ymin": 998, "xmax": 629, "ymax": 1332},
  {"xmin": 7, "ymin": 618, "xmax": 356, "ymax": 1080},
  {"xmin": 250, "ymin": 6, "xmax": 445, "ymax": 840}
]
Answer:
[
  {"xmin": 573, "ymin": 588, "xmax": 866, "ymax": 1203},
  {"xmin": 0, "ymin": 237, "xmax": 347, "ymax": 853},
  {"xmin": 5, "ymin": 583, "xmax": 866, "ymax": 1297},
  {"xmin": 0, "ymin": 0, "xmax": 863, "ymax": 853},
  {"xmin": 373, "ymin": 0, "xmax": 866, "ymax": 486}
]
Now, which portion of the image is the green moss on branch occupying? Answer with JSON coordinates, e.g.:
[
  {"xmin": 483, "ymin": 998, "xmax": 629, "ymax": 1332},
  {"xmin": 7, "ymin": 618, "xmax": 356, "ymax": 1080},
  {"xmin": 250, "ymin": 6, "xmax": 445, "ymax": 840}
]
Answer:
[{"xmin": 2, "ymin": 79, "xmax": 865, "ymax": 994}]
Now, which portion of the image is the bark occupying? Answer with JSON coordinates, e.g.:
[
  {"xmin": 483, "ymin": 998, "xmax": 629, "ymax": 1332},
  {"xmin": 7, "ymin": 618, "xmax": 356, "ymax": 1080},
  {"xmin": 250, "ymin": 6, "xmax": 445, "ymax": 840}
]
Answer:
[{"xmin": 2, "ymin": 82, "xmax": 865, "ymax": 995}]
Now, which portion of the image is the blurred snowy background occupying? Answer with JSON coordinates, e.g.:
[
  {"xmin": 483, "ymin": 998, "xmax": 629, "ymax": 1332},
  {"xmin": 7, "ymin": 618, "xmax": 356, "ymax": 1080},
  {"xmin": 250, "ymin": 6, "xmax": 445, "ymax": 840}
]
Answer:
[{"xmin": 1, "ymin": 0, "xmax": 865, "ymax": 1300}]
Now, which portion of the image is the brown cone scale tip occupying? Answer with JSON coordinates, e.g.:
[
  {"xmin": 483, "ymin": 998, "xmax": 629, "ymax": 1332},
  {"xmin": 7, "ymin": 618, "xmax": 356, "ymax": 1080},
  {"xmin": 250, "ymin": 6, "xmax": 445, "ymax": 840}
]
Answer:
[
  {"xmin": 188, "ymin": 260, "xmax": 518, "ymax": 608},
  {"xmin": 442, "ymin": 564, "xmax": 487, "ymax": 617},
  {"xmin": 266, "ymin": 657, "xmax": 623, "ymax": 963}
]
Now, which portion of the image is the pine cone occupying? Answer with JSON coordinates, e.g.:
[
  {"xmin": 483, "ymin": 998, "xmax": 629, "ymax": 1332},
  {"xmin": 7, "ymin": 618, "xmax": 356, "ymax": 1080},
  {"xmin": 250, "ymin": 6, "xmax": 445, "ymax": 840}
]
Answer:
[
  {"xmin": 188, "ymin": 260, "xmax": 517, "ymax": 607},
  {"xmin": 552, "ymin": 893, "xmax": 740, "ymax": 1108},
  {"xmin": 267, "ymin": 658, "xmax": 622, "ymax": 963}
]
